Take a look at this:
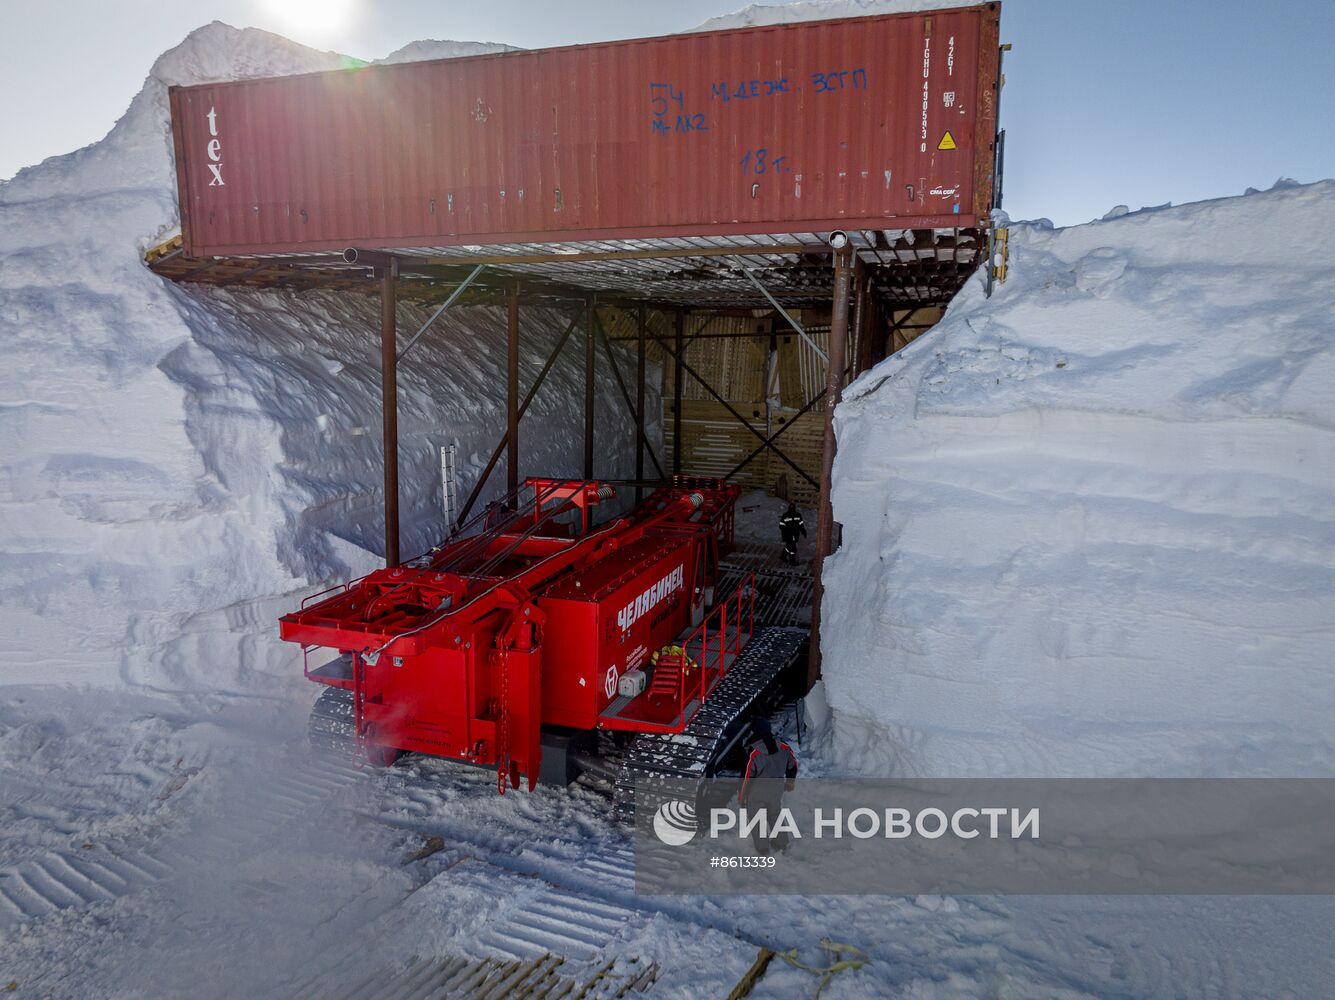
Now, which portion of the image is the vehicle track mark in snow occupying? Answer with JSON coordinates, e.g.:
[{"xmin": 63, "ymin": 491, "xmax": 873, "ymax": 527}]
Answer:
[
  {"xmin": 0, "ymin": 748, "xmax": 368, "ymax": 933},
  {"xmin": 0, "ymin": 870, "xmax": 62, "ymax": 920},
  {"xmin": 478, "ymin": 883, "xmax": 638, "ymax": 962},
  {"xmin": 0, "ymin": 849, "xmax": 149, "ymax": 927},
  {"xmin": 289, "ymin": 952, "xmax": 657, "ymax": 1000},
  {"xmin": 348, "ymin": 801, "xmax": 645, "ymax": 966}
]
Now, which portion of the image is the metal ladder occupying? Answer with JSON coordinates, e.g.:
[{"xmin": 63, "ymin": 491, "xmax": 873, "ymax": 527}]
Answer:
[{"xmin": 439, "ymin": 444, "xmax": 458, "ymax": 529}]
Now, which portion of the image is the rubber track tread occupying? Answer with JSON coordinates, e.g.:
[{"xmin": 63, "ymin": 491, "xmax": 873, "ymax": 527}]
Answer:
[{"xmin": 613, "ymin": 627, "xmax": 803, "ymax": 819}]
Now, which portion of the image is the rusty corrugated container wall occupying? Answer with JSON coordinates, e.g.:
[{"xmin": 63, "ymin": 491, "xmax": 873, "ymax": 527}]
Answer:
[{"xmin": 169, "ymin": 4, "xmax": 1000, "ymax": 257}]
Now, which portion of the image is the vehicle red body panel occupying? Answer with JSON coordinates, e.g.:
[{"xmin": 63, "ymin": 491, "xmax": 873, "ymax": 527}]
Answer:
[{"xmin": 279, "ymin": 478, "xmax": 742, "ymax": 789}]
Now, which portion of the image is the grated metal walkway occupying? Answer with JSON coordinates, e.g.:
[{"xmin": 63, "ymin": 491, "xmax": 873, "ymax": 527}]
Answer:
[{"xmin": 718, "ymin": 540, "xmax": 813, "ymax": 630}]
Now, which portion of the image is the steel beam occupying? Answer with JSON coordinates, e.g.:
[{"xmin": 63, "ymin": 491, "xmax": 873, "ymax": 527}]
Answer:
[
  {"xmin": 605, "ymin": 329, "xmax": 767, "ymax": 344},
  {"xmin": 583, "ymin": 296, "xmax": 597, "ymax": 478},
  {"xmin": 808, "ymin": 246, "xmax": 854, "ymax": 689},
  {"xmin": 379, "ymin": 260, "xmax": 400, "ymax": 568},
  {"xmin": 594, "ymin": 311, "xmax": 665, "ymax": 481},
  {"xmin": 672, "ymin": 310, "xmax": 684, "ymax": 475},
  {"xmin": 506, "ymin": 280, "xmax": 521, "ymax": 498},
  {"xmin": 456, "ymin": 305, "xmax": 585, "ymax": 527},
  {"xmin": 397, "ymin": 264, "xmax": 486, "ymax": 363},
  {"xmin": 853, "ymin": 267, "xmax": 881, "ymax": 375},
  {"xmin": 635, "ymin": 304, "xmax": 647, "ymax": 502},
  {"xmin": 217, "ymin": 261, "xmax": 275, "ymax": 286},
  {"xmin": 379, "ymin": 243, "xmax": 819, "ymax": 268},
  {"xmin": 740, "ymin": 264, "xmax": 828, "ymax": 364},
  {"xmin": 847, "ymin": 260, "xmax": 866, "ymax": 375}
]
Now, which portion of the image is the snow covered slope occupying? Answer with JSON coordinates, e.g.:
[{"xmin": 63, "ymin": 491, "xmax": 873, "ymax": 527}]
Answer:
[
  {"xmin": 822, "ymin": 180, "xmax": 1335, "ymax": 778},
  {"xmin": 0, "ymin": 24, "xmax": 652, "ymax": 693}
]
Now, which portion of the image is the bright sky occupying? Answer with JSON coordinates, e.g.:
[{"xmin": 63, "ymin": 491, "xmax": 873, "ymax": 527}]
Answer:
[{"xmin": 1, "ymin": 0, "xmax": 1332, "ymax": 225}]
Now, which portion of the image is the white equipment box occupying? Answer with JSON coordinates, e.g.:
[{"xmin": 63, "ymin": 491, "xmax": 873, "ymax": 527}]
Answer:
[{"xmin": 618, "ymin": 669, "xmax": 647, "ymax": 698}]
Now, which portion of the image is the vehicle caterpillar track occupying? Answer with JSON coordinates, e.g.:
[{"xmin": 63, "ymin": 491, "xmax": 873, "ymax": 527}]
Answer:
[
  {"xmin": 284, "ymin": 476, "xmax": 807, "ymax": 809},
  {"xmin": 306, "ymin": 628, "xmax": 803, "ymax": 825},
  {"xmin": 613, "ymin": 627, "xmax": 803, "ymax": 820}
]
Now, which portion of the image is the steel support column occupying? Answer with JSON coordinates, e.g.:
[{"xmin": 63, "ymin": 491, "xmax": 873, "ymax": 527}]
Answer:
[
  {"xmin": 853, "ymin": 269, "xmax": 879, "ymax": 375},
  {"xmin": 848, "ymin": 260, "xmax": 868, "ymax": 376},
  {"xmin": 635, "ymin": 304, "xmax": 647, "ymax": 502},
  {"xmin": 594, "ymin": 312, "xmax": 665, "ymax": 481},
  {"xmin": 379, "ymin": 260, "xmax": 400, "ymax": 568},
  {"xmin": 584, "ymin": 296, "xmax": 596, "ymax": 479},
  {"xmin": 507, "ymin": 280, "xmax": 520, "ymax": 499},
  {"xmin": 808, "ymin": 246, "xmax": 854, "ymax": 689},
  {"xmin": 456, "ymin": 305, "xmax": 584, "ymax": 528},
  {"xmin": 672, "ymin": 309, "xmax": 684, "ymax": 475}
]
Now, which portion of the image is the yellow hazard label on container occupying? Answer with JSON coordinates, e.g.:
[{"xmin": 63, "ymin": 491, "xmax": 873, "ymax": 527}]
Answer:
[{"xmin": 938, "ymin": 131, "xmax": 957, "ymax": 151}]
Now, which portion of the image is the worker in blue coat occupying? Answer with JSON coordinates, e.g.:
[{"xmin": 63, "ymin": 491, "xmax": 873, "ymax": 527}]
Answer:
[
  {"xmin": 778, "ymin": 502, "xmax": 807, "ymax": 566},
  {"xmin": 738, "ymin": 717, "xmax": 799, "ymax": 854}
]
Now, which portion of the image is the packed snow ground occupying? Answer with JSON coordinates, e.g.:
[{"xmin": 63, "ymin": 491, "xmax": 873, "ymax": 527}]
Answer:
[
  {"xmin": 2, "ymin": 6, "xmax": 1334, "ymax": 999},
  {"xmin": 4, "ymin": 683, "xmax": 1334, "ymax": 998}
]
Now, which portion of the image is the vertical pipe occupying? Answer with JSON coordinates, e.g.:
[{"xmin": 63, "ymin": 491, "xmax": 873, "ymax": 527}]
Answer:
[
  {"xmin": 584, "ymin": 296, "xmax": 596, "ymax": 480},
  {"xmin": 807, "ymin": 247, "xmax": 853, "ymax": 690},
  {"xmin": 380, "ymin": 261, "xmax": 400, "ymax": 568},
  {"xmin": 635, "ymin": 305, "xmax": 647, "ymax": 502},
  {"xmin": 849, "ymin": 261, "xmax": 868, "ymax": 377},
  {"xmin": 506, "ymin": 280, "xmax": 520, "ymax": 500},
  {"xmin": 672, "ymin": 308, "xmax": 685, "ymax": 476}
]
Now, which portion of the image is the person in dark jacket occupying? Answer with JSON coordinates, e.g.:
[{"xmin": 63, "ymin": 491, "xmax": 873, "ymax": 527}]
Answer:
[
  {"xmin": 778, "ymin": 502, "xmax": 807, "ymax": 566},
  {"xmin": 738, "ymin": 717, "xmax": 799, "ymax": 855}
]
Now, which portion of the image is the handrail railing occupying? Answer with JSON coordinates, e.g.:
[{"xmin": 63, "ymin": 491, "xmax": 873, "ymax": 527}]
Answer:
[
  {"xmin": 300, "ymin": 580, "xmax": 351, "ymax": 610},
  {"xmin": 677, "ymin": 572, "xmax": 755, "ymax": 727}
]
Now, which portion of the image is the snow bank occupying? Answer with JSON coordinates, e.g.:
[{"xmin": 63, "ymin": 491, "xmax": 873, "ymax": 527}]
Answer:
[
  {"xmin": 0, "ymin": 24, "xmax": 653, "ymax": 693},
  {"xmin": 378, "ymin": 40, "xmax": 520, "ymax": 65},
  {"xmin": 822, "ymin": 181, "xmax": 1335, "ymax": 778}
]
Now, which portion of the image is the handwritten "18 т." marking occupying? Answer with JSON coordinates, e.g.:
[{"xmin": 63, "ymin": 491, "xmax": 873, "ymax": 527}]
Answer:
[{"xmin": 739, "ymin": 148, "xmax": 792, "ymax": 175}]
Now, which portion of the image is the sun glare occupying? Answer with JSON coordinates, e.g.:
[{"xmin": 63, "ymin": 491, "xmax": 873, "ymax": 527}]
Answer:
[{"xmin": 262, "ymin": 0, "xmax": 357, "ymax": 47}]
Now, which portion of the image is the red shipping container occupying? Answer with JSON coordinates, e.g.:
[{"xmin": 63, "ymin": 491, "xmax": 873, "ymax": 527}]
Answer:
[{"xmin": 169, "ymin": 3, "xmax": 1000, "ymax": 257}]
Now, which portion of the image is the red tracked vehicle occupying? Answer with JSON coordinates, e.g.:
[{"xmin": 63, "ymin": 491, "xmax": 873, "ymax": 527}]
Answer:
[{"xmin": 279, "ymin": 476, "xmax": 801, "ymax": 802}]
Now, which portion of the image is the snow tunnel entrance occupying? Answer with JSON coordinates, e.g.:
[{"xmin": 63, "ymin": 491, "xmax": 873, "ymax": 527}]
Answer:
[
  {"xmin": 145, "ymin": 228, "xmax": 989, "ymax": 686},
  {"xmin": 143, "ymin": 5, "xmax": 1004, "ymax": 688}
]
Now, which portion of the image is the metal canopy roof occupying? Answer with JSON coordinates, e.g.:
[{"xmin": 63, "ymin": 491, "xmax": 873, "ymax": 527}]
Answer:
[{"xmin": 146, "ymin": 226, "xmax": 983, "ymax": 310}]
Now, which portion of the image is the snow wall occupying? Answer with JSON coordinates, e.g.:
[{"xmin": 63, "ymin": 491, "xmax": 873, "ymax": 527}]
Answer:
[
  {"xmin": 0, "ymin": 25, "xmax": 657, "ymax": 693},
  {"xmin": 823, "ymin": 181, "xmax": 1335, "ymax": 778}
]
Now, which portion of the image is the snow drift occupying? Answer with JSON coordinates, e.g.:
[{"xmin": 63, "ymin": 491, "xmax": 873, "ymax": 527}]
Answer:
[
  {"xmin": 0, "ymin": 24, "xmax": 654, "ymax": 693},
  {"xmin": 822, "ymin": 180, "xmax": 1335, "ymax": 778}
]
